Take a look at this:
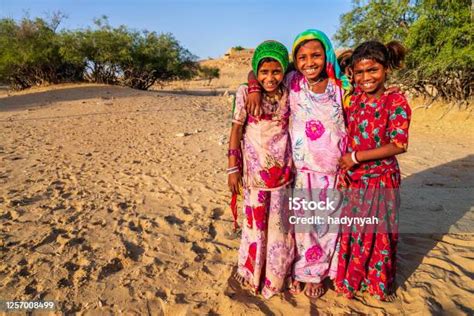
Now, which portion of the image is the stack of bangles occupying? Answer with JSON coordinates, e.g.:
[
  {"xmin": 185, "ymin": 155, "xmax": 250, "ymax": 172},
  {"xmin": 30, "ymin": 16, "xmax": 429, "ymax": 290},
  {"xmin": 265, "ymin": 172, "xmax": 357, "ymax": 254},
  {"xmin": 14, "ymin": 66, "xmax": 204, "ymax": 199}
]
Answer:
[
  {"xmin": 247, "ymin": 78, "xmax": 261, "ymax": 94},
  {"xmin": 248, "ymin": 84, "xmax": 261, "ymax": 94},
  {"xmin": 351, "ymin": 151, "xmax": 360, "ymax": 164},
  {"xmin": 227, "ymin": 166, "xmax": 240, "ymax": 175},
  {"xmin": 227, "ymin": 148, "xmax": 242, "ymax": 175}
]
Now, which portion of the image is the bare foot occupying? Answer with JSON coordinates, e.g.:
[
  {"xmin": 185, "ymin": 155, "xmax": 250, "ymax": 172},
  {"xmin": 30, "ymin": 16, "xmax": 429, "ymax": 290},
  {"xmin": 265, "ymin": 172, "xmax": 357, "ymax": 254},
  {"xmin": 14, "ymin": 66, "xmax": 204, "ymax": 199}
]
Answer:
[
  {"xmin": 233, "ymin": 271, "xmax": 246, "ymax": 285},
  {"xmin": 383, "ymin": 292, "xmax": 397, "ymax": 302},
  {"xmin": 383, "ymin": 283, "xmax": 398, "ymax": 302},
  {"xmin": 304, "ymin": 282, "xmax": 326, "ymax": 300},
  {"xmin": 288, "ymin": 279, "xmax": 304, "ymax": 296},
  {"xmin": 233, "ymin": 272, "xmax": 257, "ymax": 294}
]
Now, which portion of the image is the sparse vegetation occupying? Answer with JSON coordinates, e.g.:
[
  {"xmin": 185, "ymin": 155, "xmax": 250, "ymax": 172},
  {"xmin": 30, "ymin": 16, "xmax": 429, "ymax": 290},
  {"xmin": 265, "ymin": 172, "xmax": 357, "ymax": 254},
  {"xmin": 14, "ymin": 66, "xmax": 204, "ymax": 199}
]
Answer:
[
  {"xmin": 0, "ymin": 15, "xmax": 199, "ymax": 90},
  {"xmin": 198, "ymin": 65, "xmax": 220, "ymax": 85},
  {"xmin": 0, "ymin": 15, "xmax": 83, "ymax": 90}
]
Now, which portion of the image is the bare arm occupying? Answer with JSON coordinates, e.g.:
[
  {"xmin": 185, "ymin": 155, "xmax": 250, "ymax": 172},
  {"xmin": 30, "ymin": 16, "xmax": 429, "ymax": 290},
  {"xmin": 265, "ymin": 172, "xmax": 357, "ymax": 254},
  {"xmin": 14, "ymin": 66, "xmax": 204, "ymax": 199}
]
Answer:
[
  {"xmin": 339, "ymin": 143, "xmax": 406, "ymax": 172},
  {"xmin": 228, "ymin": 123, "xmax": 244, "ymax": 194},
  {"xmin": 341, "ymin": 93, "xmax": 411, "ymax": 172},
  {"xmin": 245, "ymin": 70, "xmax": 262, "ymax": 117}
]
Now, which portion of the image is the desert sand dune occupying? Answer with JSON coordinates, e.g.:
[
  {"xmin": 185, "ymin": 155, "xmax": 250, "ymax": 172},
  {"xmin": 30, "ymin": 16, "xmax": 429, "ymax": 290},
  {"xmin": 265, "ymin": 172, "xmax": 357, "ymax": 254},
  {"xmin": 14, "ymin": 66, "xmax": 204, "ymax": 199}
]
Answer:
[{"xmin": 0, "ymin": 83, "xmax": 473, "ymax": 315}]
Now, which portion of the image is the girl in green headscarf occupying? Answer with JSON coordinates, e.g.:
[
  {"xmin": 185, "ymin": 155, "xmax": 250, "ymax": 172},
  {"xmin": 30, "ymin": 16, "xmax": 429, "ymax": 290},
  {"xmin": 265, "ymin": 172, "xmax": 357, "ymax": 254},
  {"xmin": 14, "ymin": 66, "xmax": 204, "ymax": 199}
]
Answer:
[
  {"xmin": 246, "ymin": 29, "xmax": 352, "ymax": 300},
  {"xmin": 227, "ymin": 40, "xmax": 295, "ymax": 299}
]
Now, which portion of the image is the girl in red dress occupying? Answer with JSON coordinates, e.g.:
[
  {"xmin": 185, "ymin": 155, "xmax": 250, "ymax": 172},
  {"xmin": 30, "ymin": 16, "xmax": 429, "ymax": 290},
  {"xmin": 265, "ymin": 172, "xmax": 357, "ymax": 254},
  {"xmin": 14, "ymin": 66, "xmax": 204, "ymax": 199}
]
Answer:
[{"xmin": 335, "ymin": 40, "xmax": 411, "ymax": 301}]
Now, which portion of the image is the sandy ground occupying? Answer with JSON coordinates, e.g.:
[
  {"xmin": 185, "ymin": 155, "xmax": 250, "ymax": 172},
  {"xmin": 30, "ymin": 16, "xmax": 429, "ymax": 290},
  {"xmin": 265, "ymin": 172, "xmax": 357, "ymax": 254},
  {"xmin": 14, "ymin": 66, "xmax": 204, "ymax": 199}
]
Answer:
[{"xmin": 0, "ymin": 82, "xmax": 473, "ymax": 315}]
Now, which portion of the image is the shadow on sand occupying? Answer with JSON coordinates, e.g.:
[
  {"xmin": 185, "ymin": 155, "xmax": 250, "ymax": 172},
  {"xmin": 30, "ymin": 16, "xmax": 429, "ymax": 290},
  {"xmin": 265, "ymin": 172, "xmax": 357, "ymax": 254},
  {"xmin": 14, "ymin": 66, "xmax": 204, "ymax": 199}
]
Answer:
[
  {"xmin": 224, "ymin": 155, "xmax": 474, "ymax": 312},
  {"xmin": 397, "ymin": 154, "xmax": 474, "ymax": 291},
  {"xmin": 0, "ymin": 85, "xmax": 233, "ymax": 113},
  {"xmin": 0, "ymin": 85, "xmax": 138, "ymax": 112}
]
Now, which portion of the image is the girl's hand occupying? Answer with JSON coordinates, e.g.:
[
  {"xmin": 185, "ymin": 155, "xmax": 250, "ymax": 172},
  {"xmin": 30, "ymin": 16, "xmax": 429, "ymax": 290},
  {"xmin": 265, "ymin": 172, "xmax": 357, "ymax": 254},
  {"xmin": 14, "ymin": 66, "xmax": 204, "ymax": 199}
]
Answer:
[
  {"xmin": 228, "ymin": 172, "xmax": 242, "ymax": 195},
  {"xmin": 245, "ymin": 92, "xmax": 262, "ymax": 117},
  {"xmin": 339, "ymin": 153, "xmax": 356, "ymax": 172}
]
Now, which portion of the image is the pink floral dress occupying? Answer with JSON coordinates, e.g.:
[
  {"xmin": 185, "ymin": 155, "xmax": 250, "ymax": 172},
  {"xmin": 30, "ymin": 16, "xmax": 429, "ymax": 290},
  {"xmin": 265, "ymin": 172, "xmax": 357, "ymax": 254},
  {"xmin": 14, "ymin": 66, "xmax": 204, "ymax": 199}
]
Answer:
[
  {"xmin": 232, "ymin": 84, "xmax": 295, "ymax": 298},
  {"xmin": 286, "ymin": 71, "xmax": 347, "ymax": 284}
]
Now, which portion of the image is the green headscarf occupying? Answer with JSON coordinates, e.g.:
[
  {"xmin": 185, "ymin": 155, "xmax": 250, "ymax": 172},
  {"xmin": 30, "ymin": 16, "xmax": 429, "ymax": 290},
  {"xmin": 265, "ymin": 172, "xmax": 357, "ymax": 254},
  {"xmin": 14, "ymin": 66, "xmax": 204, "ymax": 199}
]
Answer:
[{"xmin": 252, "ymin": 40, "xmax": 289, "ymax": 75}]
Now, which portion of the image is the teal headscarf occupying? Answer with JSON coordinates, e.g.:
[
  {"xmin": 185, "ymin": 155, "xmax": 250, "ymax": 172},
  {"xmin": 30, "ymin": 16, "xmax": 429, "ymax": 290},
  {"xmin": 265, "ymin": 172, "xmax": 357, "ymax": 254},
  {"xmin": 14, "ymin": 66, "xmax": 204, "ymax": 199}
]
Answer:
[
  {"xmin": 292, "ymin": 29, "xmax": 352, "ymax": 107},
  {"xmin": 252, "ymin": 40, "xmax": 289, "ymax": 75}
]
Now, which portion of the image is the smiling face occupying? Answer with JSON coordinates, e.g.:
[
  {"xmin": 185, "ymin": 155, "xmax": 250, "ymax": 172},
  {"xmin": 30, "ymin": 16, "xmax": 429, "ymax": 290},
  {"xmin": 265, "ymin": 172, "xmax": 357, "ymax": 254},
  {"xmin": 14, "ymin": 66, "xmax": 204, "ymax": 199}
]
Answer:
[
  {"xmin": 295, "ymin": 40, "xmax": 326, "ymax": 81},
  {"xmin": 257, "ymin": 60, "xmax": 284, "ymax": 94},
  {"xmin": 353, "ymin": 58, "xmax": 387, "ymax": 98}
]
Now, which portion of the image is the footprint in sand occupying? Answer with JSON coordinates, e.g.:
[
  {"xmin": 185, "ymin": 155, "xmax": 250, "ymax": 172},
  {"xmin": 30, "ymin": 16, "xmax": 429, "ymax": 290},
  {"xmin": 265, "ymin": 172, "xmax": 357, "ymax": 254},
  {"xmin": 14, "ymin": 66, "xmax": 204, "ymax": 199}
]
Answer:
[
  {"xmin": 207, "ymin": 223, "xmax": 217, "ymax": 241},
  {"xmin": 164, "ymin": 215, "xmax": 185, "ymax": 225},
  {"xmin": 98, "ymin": 258, "xmax": 124, "ymax": 280},
  {"xmin": 32, "ymin": 228, "xmax": 68, "ymax": 250},
  {"xmin": 211, "ymin": 208, "xmax": 224, "ymax": 220},
  {"xmin": 17, "ymin": 266, "xmax": 30, "ymax": 277},
  {"xmin": 58, "ymin": 277, "xmax": 73, "ymax": 288},
  {"xmin": 66, "ymin": 237, "xmax": 86, "ymax": 247},
  {"xmin": 174, "ymin": 293, "xmax": 188, "ymax": 304},
  {"xmin": 191, "ymin": 242, "xmax": 208, "ymax": 262},
  {"xmin": 24, "ymin": 281, "xmax": 38, "ymax": 296},
  {"xmin": 121, "ymin": 239, "xmax": 145, "ymax": 262}
]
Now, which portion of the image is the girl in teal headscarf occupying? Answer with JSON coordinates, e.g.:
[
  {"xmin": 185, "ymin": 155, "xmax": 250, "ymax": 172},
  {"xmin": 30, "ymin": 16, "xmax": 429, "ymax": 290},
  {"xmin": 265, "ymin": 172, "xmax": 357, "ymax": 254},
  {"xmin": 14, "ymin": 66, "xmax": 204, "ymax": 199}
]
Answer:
[
  {"xmin": 246, "ymin": 29, "xmax": 352, "ymax": 300},
  {"xmin": 227, "ymin": 40, "xmax": 295, "ymax": 299}
]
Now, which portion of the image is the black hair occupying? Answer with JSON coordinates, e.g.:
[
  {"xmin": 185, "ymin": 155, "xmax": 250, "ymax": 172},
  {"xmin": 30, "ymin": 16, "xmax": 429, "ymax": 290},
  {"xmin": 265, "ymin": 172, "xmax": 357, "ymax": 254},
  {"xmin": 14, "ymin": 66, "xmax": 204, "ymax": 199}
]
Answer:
[
  {"xmin": 293, "ymin": 39, "xmax": 325, "ymax": 61},
  {"xmin": 337, "ymin": 49, "xmax": 353, "ymax": 74},
  {"xmin": 257, "ymin": 57, "xmax": 282, "ymax": 72},
  {"xmin": 351, "ymin": 40, "xmax": 406, "ymax": 70}
]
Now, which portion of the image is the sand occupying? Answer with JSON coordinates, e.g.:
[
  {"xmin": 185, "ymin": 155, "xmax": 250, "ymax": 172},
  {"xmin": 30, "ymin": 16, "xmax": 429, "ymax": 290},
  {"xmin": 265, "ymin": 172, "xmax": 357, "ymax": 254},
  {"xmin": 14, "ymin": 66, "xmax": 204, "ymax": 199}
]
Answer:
[{"xmin": 0, "ymin": 80, "xmax": 473, "ymax": 315}]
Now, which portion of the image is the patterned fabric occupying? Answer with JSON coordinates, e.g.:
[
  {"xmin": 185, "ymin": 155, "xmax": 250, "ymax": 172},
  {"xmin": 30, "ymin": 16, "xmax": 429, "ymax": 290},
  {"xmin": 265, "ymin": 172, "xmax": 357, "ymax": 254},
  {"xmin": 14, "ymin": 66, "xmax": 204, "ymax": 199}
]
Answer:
[
  {"xmin": 292, "ymin": 171, "xmax": 340, "ymax": 283},
  {"xmin": 335, "ymin": 173, "xmax": 400, "ymax": 300},
  {"xmin": 291, "ymin": 29, "xmax": 352, "ymax": 108},
  {"xmin": 283, "ymin": 65, "xmax": 347, "ymax": 282},
  {"xmin": 252, "ymin": 40, "xmax": 290, "ymax": 75},
  {"xmin": 335, "ymin": 87, "xmax": 411, "ymax": 300},
  {"xmin": 234, "ymin": 83, "xmax": 295, "ymax": 298},
  {"xmin": 344, "ymin": 87, "xmax": 411, "ymax": 181},
  {"xmin": 237, "ymin": 188, "xmax": 295, "ymax": 299},
  {"xmin": 233, "ymin": 85, "xmax": 292, "ymax": 190},
  {"xmin": 286, "ymin": 71, "xmax": 347, "ymax": 175}
]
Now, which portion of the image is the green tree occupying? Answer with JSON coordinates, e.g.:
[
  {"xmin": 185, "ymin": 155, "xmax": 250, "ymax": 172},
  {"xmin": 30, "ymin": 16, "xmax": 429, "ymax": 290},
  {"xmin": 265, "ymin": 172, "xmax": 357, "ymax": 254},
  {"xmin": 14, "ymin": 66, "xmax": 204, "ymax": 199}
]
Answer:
[
  {"xmin": 403, "ymin": 0, "xmax": 473, "ymax": 101},
  {"xmin": 60, "ymin": 16, "xmax": 133, "ymax": 84},
  {"xmin": 60, "ymin": 16, "xmax": 198, "ymax": 90},
  {"xmin": 1, "ymin": 15, "xmax": 199, "ymax": 91},
  {"xmin": 334, "ymin": 0, "xmax": 473, "ymax": 103},
  {"xmin": 334, "ymin": 0, "xmax": 416, "ymax": 47},
  {"xmin": 198, "ymin": 65, "xmax": 220, "ymax": 85},
  {"xmin": 121, "ymin": 31, "xmax": 198, "ymax": 90},
  {"xmin": 0, "ymin": 16, "xmax": 82, "ymax": 89}
]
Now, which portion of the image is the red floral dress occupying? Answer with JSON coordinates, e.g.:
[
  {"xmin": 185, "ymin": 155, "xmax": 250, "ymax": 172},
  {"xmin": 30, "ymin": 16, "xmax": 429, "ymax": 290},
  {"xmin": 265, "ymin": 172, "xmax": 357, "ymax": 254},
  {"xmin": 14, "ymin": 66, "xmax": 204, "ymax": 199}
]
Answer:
[{"xmin": 335, "ymin": 87, "xmax": 411, "ymax": 300}]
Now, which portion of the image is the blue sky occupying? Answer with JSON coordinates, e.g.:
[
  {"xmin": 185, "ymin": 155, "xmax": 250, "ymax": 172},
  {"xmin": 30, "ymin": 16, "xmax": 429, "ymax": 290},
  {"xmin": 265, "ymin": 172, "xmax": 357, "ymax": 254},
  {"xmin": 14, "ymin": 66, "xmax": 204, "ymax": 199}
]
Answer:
[{"xmin": 0, "ymin": 0, "xmax": 353, "ymax": 59}]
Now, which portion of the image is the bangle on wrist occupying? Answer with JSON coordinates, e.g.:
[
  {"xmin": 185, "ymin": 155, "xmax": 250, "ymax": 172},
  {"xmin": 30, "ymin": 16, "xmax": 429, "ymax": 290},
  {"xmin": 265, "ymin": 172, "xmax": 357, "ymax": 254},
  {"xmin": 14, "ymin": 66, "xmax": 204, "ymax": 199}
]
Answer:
[
  {"xmin": 248, "ymin": 88, "xmax": 261, "ymax": 94},
  {"xmin": 351, "ymin": 151, "xmax": 360, "ymax": 164},
  {"xmin": 227, "ymin": 166, "xmax": 240, "ymax": 175},
  {"xmin": 227, "ymin": 149, "xmax": 241, "ymax": 158},
  {"xmin": 248, "ymin": 84, "xmax": 261, "ymax": 94},
  {"xmin": 248, "ymin": 77, "xmax": 259, "ymax": 85}
]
